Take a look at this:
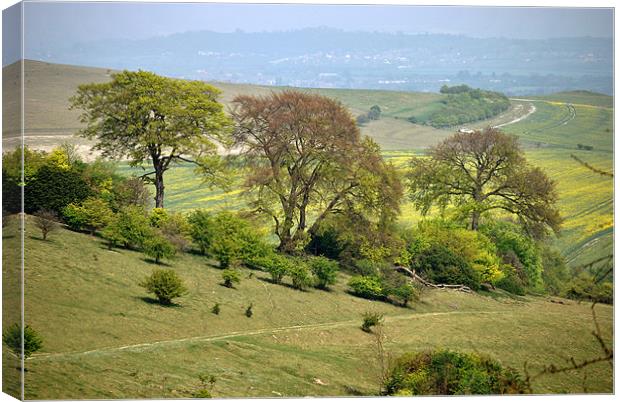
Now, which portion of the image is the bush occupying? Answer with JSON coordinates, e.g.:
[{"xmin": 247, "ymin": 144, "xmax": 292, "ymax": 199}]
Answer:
[
  {"xmin": 33, "ymin": 209, "xmax": 59, "ymax": 240},
  {"xmin": 495, "ymin": 265, "xmax": 526, "ymax": 296},
  {"xmin": 250, "ymin": 253, "xmax": 292, "ymax": 284},
  {"xmin": 2, "ymin": 323, "xmax": 43, "ymax": 358},
  {"xmin": 25, "ymin": 164, "xmax": 92, "ymax": 214},
  {"xmin": 108, "ymin": 205, "xmax": 153, "ymax": 249},
  {"xmin": 309, "ymin": 256, "xmax": 339, "ymax": 289},
  {"xmin": 389, "ymin": 283, "xmax": 419, "ymax": 307},
  {"xmin": 383, "ymin": 350, "xmax": 527, "ymax": 395},
  {"xmin": 564, "ymin": 273, "xmax": 613, "ymax": 304},
  {"xmin": 245, "ymin": 303, "xmax": 253, "ymax": 318},
  {"xmin": 63, "ymin": 197, "xmax": 114, "ymax": 233},
  {"xmin": 140, "ymin": 269, "xmax": 188, "ymax": 305},
  {"xmin": 288, "ymin": 262, "xmax": 313, "ymax": 290},
  {"xmin": 348, "ymin": 276, "xmax": 386, "ymax": 300},
  {"xmin": 211, "ymin": 303, "xmax": 220, "ymax": 315},
  {"xmin": 361, "ymin": 312, "xmax": 383, "ymax": 332},
  {"xmin": 143, "ymin": 233, "xmax": 177, "ymax": 264},
  {"xmin": 221, "ymin": 268, "xmax": 241, "ymax": 288},
  {"xmin": 415, "ymin": 244, "xmax": 481, "ymax": 290},
  {"xmin": 188, "ymin": 210, "xmax": 215, "ymax": 254}
]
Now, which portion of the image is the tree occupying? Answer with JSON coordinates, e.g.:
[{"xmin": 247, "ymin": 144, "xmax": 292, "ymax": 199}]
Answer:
[
  {"xmin": 139, "ymin": 268, "xmax": 187, "ymax": 305},
  {"xmin": 231, "ymin": 90, "xmax": 402, "ymax": 253},
  {"xmin": 221, "ymin": 268, "xmax": 241, "ymax": 288},
  {"xmin": 3, "ymin": 323, "xmax": 43, "ymax": 359},
  {"xmin": 143, "ymin": 233, "xmax": 177, "ymax": 264},
  {"xmin": 407, "ymin": 128, "xmax": 561, "ymax": 237},
  {"xmin": 63, "ymin": 197, "xmax": 114, "ymax": 234},
  {"xmin": 309, "ymin": 256, "xmax": 339, "ymax": 289},
  {"xmin": 33, "ymin": 209, "xmax": 59, "ymax": 240},
  {"xmin": 70, "ymin": 70, "xmax": 232, "ymax": 208}
]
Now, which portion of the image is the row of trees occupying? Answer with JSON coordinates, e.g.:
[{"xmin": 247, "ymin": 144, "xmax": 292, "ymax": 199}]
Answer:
[{"xmin": 6, "ymin": 70, "xmax": 587, "ymax": 301}]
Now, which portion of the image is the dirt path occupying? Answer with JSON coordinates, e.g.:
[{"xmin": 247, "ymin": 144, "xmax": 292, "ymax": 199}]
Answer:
[
  {"xmin": 493, "ymin": 103, "xmax": 537, "ymax": 128},
  {"xmin": 29, "ymin": 310, "xmax": 508, "ymax": 361}
]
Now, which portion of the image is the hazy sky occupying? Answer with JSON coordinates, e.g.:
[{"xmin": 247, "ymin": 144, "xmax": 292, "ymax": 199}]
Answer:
[{"xmin": 2, "ymin": 2, "xmax": 614, "ymax": 65}]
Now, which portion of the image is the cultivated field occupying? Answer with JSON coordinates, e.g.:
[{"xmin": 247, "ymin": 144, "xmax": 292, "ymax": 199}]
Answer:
[{"xmin": 2, "ymin": 216, "xmax": 613, "ymax": 398}]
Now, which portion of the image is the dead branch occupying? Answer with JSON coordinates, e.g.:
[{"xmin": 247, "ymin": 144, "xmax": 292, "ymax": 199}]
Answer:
[{"xmin": 394, "ymin": 265, "xmax": 472, "ymax": 293}]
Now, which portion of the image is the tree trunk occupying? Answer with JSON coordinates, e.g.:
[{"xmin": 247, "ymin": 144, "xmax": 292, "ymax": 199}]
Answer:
[
  {"xmin": 154, "ymin": 167, "xmax": 165, "ymax": 209},
  {"xmin": 471, "ymin": 210, "xmax": 480, "ymax": 231}
]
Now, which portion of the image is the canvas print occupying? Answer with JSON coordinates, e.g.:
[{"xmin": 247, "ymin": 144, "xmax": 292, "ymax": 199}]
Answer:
[{"xmin": 1, "ymin": 1, "xmax": 614, "ymax": 399}]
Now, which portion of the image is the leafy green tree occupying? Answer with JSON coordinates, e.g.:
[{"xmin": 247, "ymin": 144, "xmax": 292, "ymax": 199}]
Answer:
[
  {"xmin": 101, "ymin": 215, "xmax": 127, "ymax": 250},
  {"xmin": 3, "ymin": 323, "xmax": 43, "ymax": 358},
  {"xmin": 63, "ymin": 197, "xmax": 114, "ymax": 233},
  {"xmin": 348, "ymin": 276, "xmax": 386, "ymax": 300},
  {"xmin": 414, "ymin": 244, "xmax": 481, "ymax": 290},
  {"xmin": 249, "ymin": 253, "xmax": 291, "ymax": 284},
  {"xmin": 288, "ymin": 262, "xmax": 313, "ymax": 290},
  {"xmin": 309, "ymin": 256, "xmax": 339, "ymax": 289},
  {"xmin": 71, "ymin": 70, "xmax": 232, "ymax": 208},
  {"xmin": 26, "ymin": 164, "xmax": 92, "ymax": 214},
  {"xmin": 231, "ymin": 91, "xmax": 402, "ymax": 253},
  {"xmin": 389, "ymin": 283, "xmax": 418, "ymax": 307},
  {"xmin": 143, "ymin": 233, "xmax": 177, "ymax": 264},
  {"xmin": 140, "ymin": 268, "xmax": 187, "ymax": 305},
  {"xmin": 368, "ymin": 105, "xmax": 382, "ymax": 120},
  {"xmin": 407, "ymin": 128, "xmax": 561, "ymax": 237},
  {"xmin": 188, "ymin": 210, "xmax": 215, "ymax": 255},
  {"xmin": 105, "ymin": 205, "xmax": 152, "ymax": 249}
]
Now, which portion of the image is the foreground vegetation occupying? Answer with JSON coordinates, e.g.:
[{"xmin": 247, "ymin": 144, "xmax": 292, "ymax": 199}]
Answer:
[{"xmin": 2, "ymin": 217, "xmax": 613, "ymax": 398}]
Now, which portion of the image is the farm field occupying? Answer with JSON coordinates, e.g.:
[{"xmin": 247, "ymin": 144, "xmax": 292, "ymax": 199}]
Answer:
[{"xmin": 2, "ymin": 216, "xmax": 613, "ymax": 399}]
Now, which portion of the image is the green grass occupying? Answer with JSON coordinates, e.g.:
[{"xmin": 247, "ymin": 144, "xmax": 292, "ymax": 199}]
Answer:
[{"xmin": 3, "ymin": 216, "xmax": 613, "ymax": 398}]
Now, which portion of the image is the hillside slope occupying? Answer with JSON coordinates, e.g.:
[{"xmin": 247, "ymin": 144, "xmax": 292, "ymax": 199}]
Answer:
[{"xmin": 2, "ymin": 216, "xmax": 613, "ymax": 398}]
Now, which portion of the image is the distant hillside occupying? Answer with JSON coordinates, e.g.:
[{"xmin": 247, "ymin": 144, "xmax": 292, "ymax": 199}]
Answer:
[{"xmin": 2, "ymin": 60, "xmax": 533, "ymax": 152}]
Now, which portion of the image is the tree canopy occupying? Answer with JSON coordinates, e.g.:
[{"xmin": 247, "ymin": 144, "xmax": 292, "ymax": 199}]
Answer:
[
  {"xmin": 70, "ymin": 70, "xmax": 232, "ymax": 208},
  {"xmin": 231, "ymin": 90, "xmax": 402, "ymax": 253},
  {"xmin": 407, "ymin": 128, "xmax": 561, "ymax": 237}
]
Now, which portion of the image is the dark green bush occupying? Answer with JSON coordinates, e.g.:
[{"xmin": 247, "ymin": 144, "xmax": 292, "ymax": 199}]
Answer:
[
  {"xmin": 495, "ymin": 269, "xmax": 526, "ymax": 296},
  {"xmin": 564, "ymin": 273, "xmax": 613, "ymax": 304},
  {"xmin": 211, "ymin": 303, "xmax": 221, "ymax": 315},
  {"xmin": 249, "ymin": 253, "xmax": 291, "ymax": 284},
  {"xmin": 3, "ymin": 323, "xmax": 43, "ymax": 358},
  {"xmin": 309, "ymin": 256, "xmax": 339, "ymax": 289},
  {"xmin": 25, "ymin": 164, "xmax": 92, "ymax": 214},
  {"xmin": 361, "ymin": 312, "xmax": 383, "ymax": 332},
  {"xmin": 245, "ymin": 304, "xmax": 253, "ymax": 318},
  {"xmin": 348, "ymin": 276, "xmax": 386, "ymax": 300},
  {"xmin": 221, "ymin": 268, "xmax": 241, "ymax": 288},
  {"xmin": 415, "ymin": 245, "xmax": 481, "ymax": 290},
  {"xmin": 389, "ymin": 283, "xmax": 419, "ymax": 307},
  {"xmin": 140, "ymin": 269, "xmax": 187, "ymax": 305},
  {"xmin": 384, "ymin": 350, "xmax": 527, "ymax": 395}
]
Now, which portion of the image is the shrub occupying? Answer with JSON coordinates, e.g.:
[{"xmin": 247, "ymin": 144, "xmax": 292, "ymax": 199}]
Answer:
[
  {"xmin": 221, "ymin": 268, "xmax": 241, "ymax": 288},
  {"xmin": 63, "ymin": 197, "xmax": 114, "ymax": 233},
  {"xmin": 101, "ymin": 215, "xmax": 127, "ymax": 250},
  {"xmin": 33, "ymin": 209, "xmax": 59, "ymax": 240},
  {"xmin": 495, "ymin": 266, "xmax": 526, "ymax": 296},
  {"xmin": 361, "ymin": 312, "xmax": 383, "ymax": 332},
  {"xmin": 289, "ymin": 262, "xmax": 313, "ymax": 290},
  {"xmin": 564, "ymin": 273, "xmax": 613, "ymax": 304},
  {"xmin": 211, "ymin": 303, "xmax": 220, "ymax": 315},
  {"xmin": 250, "ymin": 253, "xmax": 291, "ymax": 284},
  {"xmin": 309, "ymin": 256, "xmax": 339, "ymax": 289},
  {"xmin": 139, "ymin": 269, "xmax": 187, "ymax": 305},
  {"xmin": 348, "ymin": 276, "xmax": 386, "ymax": 300},
  {"xmin": 245, "ymin": 303, "xmax": 253, "ymax": 318},
  {"xmin": 414, "ymin": 244, "xmax": 481, "ymax": 291},
  {"xmin": 383, "ymin": 350, "xmax": 527, "ymax": 395},
  {"xmin": 389, "ymin": 283, "xmax": 419, "ymax": 307},
  {"xmin": 2, "ymin": 323, "xmax": 43, "ymax": 358},
  {"xmin": 143, "ymin": 233, "xmax": 177, "ymax": 264},
  {"xmin": 110, "ymin": 206, "xmax": 153, "ymax": 249},
  {"xmin": 188, "ymin": 210, "xmax": 215, "ymax": 254},
  {"xmin": 351, "ymin": 259, "xmax": 380, "ymax": 276},
  {"xmin": 25, "ymin": 164, "xmax": 92, "ymax": 214}
]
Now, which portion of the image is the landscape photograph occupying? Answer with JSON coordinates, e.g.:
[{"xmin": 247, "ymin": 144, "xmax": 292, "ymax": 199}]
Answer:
[{"xmin": 1, "ymin": 1, "xmax": 615, "ymax": 399}]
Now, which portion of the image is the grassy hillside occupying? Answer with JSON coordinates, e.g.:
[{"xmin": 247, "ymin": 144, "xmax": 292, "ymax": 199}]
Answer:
[
  {"xmin": 3, "ymin": 60, "xmax": 531, "ymax": 152},
  {"xmin": 3, "ymin": 216, "xmax": 613, "ymax": 398}
]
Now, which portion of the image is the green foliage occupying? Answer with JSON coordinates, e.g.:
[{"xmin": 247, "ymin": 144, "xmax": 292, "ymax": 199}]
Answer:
[
  {"xmin": 288, "ymin": 262, "xmax": 313, "ymax": 291},
  {"xmin": 63, "ymin": 197, "xmax": 114, "ymax": 233},
  {"xmin": 221, "ymin": 268, "xmax": 241, "ymax": 288},
  {"xmin": 247, "ymin": 253, "xmax": 292, "ymax": 284},
  {"xmin": 109, "ymin": 206, "xmax": 152, "ymax": 249},
  {"xmin": 309, "ymin": 256, "xmax": 339, "ymax": 289},
  {"xmin": 404, "ymin": 220, "xmax": 501, "ymax": 286},
  {"xmin": 564, "ymin": 273, "xmax": 613, "ymax": 304},
  {"xmin": 348, "ymin": 276, "xmax": 386, "ymax": 300},
  {"xmin": 414, "ymin": 244, "xmax": 481, "ymax": 291},
  {"xmin": 193, "ymin": 373, "xmax": 217, "ymax": 398},
  {"xmin": 495, "ymin": 266, "xmax": 526, "ymax": 296},
  {"xmin": 142, "ymin": 233, "xmax": 177, "ymax": 264},
  {"xmin": 384, "ymin": 350, "xmax": 527, "ymax": 395},
  {"xmin": 3, "ymin": 323, "xmax": 43, "ymax": 358},
  {"xmin": 26, "ymin": 164, "xmax": 92, "ymax": 215},
  {"xmin": 139, "ymin": 268, "xmax": 188, "ymax": 305},
  {"xmin": 480, "ymin": 221, "xmax": 543, "ymax": 290},
  {"xmin": 211, "ymin": 303, "xmax": 220, "ymax": 315},
  {"xmin": 361, "ymin": 312, "xmax": 383, "ymax": 332},
  {"xmin": 245, "ymin": 303, "xmax": 253, "ymax": 318},
  {"xmin": 540, "ymin": 246, "xmax": 570, "ymax": 296},
  {"xmin": 389, "ymin": 283, "xmax": 419, "ymax": 307},
  {"xmin": 421, "ymin": 85, "xmax": 510, "ymax": 128}
]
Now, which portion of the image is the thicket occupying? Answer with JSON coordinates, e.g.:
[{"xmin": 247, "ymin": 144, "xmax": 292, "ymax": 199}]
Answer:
[
  {"xmin": 2, "ymin": 323, "xmax": 44, "ymax": 359},
  {"xmin": 383, "ymin": 350, "xmax": 527, "ymax": 395},
  {"xmin": 408, "ymin": 85, "xmax": 510, "ymax": 128}
]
